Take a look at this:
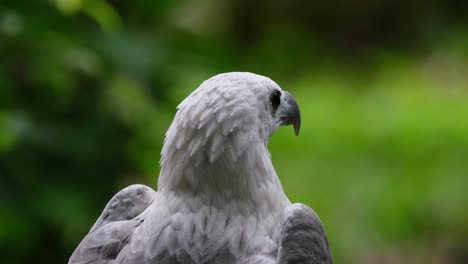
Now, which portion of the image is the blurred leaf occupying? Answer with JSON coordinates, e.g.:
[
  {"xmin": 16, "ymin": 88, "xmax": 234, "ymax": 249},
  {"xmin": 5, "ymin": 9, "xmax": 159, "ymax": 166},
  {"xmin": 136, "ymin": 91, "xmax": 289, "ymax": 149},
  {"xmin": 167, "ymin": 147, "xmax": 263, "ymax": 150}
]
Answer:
[
  {"xmin": 83, "ymin": 0, "xmax": 121, "ymax": 31},
  {"xmin": 0, "ymin": 113, "xmax": 16, "ymax": 152}
]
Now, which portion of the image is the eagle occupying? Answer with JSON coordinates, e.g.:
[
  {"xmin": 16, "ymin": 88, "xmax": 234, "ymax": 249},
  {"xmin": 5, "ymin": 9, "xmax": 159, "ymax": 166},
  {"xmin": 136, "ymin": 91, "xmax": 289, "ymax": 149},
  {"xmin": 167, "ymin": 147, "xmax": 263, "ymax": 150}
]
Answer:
[{"xmin": 69, "ymin": 72, "xmax": 332, "ymax": 264}]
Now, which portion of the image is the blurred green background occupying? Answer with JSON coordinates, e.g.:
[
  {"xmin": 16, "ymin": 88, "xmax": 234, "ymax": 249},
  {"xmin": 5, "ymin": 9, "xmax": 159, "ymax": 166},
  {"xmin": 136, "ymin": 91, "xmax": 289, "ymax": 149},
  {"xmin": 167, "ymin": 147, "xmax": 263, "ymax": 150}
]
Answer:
[{"xmin": 1, "ymin": 0, "xmax": 468, "ymax": 263}]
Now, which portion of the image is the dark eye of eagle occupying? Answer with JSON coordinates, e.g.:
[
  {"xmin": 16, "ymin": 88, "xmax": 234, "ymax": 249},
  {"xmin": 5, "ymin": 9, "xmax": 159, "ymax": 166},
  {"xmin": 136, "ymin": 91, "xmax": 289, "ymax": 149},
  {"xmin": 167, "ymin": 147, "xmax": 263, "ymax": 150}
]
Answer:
[{"xmin": 270, "ymin": 89, "xmax": 281, "ymax": 112}]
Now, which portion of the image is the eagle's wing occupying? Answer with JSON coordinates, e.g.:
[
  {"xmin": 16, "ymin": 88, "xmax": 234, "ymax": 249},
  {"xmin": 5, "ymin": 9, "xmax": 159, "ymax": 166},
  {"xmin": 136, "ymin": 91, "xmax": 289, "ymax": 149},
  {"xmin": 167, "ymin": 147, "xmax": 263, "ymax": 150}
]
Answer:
[
  {"xmin": 69, "ymin": 184, "xmax": 156, "ymax": 264},
  {"xmin": 277, "ymin": 203, "xmax": 332, "ymax": 264}
]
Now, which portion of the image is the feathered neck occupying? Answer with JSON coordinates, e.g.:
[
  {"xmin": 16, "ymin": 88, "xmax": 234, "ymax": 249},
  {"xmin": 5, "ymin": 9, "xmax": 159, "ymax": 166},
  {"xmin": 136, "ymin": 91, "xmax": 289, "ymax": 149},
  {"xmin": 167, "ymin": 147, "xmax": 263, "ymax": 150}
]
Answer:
[
  {"xmin": 157, "ymin": 111, "xmax": 289, "ymax": 211},
  {"xmin": 159, "ymin": 121, "xmax": 281, "ymax": 191}
]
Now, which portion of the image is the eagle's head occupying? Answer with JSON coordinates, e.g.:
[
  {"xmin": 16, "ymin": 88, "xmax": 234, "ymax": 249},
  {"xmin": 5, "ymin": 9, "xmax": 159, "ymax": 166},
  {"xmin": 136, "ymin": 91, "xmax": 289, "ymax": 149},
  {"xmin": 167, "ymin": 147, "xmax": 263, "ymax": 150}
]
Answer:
[{"xmin": 158, "ymin": 72, "xmax": 300, "ymax": 197}]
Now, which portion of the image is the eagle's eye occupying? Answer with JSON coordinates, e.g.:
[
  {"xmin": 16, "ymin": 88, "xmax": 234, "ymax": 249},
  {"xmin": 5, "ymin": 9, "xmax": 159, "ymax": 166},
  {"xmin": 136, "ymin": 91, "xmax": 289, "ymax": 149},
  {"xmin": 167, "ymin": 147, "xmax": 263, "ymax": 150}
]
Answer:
[{"xmin": 270, "ymin": 89, "xmax": 281, "ymax": 112}]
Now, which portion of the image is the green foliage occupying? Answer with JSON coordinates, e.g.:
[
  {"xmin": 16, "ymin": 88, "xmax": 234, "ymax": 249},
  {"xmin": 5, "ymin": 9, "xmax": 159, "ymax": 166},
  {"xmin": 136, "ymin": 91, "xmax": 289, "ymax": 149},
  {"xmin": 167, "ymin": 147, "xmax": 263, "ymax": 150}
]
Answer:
[{"xmin": 1, "ymin": 0, "xmax": 468, "ymax": 263}]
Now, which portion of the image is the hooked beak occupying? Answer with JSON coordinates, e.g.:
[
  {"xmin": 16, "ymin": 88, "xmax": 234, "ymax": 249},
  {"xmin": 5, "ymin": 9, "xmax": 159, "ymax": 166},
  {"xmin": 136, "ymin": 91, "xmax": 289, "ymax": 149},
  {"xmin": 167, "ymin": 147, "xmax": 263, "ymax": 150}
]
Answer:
[{"xmin": 278, "ymin": 91, "xmax": 301, "ymax": 136}]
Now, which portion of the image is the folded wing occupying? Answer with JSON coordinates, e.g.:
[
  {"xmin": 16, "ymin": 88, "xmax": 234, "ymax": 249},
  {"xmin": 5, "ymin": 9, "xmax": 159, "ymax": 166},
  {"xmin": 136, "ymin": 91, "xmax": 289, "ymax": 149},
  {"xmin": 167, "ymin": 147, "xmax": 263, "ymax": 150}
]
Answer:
[
  {"xmin": 69, "ymin": 184, "xmax": 156, "ymax": 264},
  {"xmin": 277, "ymin": 203, "xmax": 332, "ymax": 264}
]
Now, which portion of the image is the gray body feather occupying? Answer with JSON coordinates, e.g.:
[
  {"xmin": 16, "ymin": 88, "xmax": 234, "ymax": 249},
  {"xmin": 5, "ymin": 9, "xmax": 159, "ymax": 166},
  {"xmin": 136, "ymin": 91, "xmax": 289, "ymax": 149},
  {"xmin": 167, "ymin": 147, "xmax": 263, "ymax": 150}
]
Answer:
[
  {"xmin": 278, "ymin": 204, "xmax": 332, "ymax": 264},
  {"xmin": 69, "ymin": 73, "xmax": 332, "ymax": 264}
]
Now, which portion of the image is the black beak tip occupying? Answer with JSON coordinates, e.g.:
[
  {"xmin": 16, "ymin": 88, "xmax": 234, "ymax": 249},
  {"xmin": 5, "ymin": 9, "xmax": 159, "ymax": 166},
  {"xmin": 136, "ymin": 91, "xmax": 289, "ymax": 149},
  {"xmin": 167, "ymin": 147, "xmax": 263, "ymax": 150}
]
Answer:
[{"xmin": 294, "ymin": 120, "xmax": 300, "ymax": 136}]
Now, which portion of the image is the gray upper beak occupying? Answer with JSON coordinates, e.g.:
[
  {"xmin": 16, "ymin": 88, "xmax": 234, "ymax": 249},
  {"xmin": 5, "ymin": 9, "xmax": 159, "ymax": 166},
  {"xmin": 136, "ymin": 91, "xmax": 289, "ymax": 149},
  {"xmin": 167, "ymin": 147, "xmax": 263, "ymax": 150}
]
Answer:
[{"xmin": 278, "ymin": 91, "xmax": 301, "ymax": 136}]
